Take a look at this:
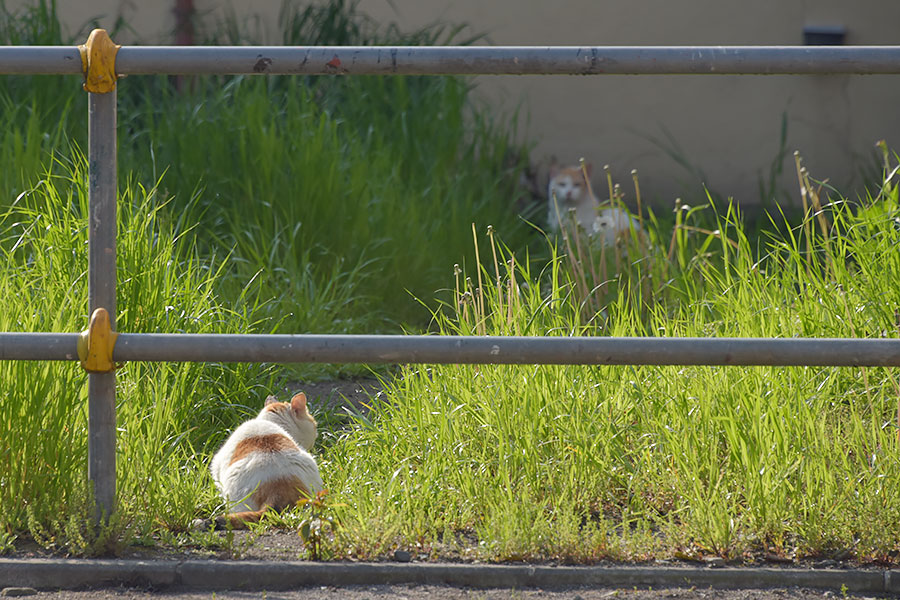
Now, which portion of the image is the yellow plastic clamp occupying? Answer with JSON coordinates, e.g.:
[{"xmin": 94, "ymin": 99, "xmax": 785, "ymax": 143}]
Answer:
[
  {"xmin": 78, "ymin": 29, "xmax": 120, "ymax": 94},
  {"xmin": 77, "ymin": 308, "xmax": 119, "ymax": 373}
]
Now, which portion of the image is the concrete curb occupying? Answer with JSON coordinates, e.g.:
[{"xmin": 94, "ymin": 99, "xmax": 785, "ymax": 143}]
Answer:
[{"xmin": 0, "ymin": 559, "xmax": 897, "ymax": 594}]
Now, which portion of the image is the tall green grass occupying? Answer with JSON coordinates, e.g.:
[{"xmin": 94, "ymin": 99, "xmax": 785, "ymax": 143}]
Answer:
[
  {"xmin": 3, "ymin": 0, "xmax": 533, "ymax": 336},
  {"xmin": 0, "ymin": 0, "xmax": 88, "ymax": 198},
  {"xmin": 322, "ymin": 157, "xmax": 900, "ymax": 563},
  {"xmin": 118, "ymin": 73, "xmax": 531, "ymax": 332},
  {"xmin": 5, "ymin": 0, "xmax": 900, "ymax": 564},
  {"xmin": 0, "ymin": 154, "xmax": 277, "ymax": 552}
]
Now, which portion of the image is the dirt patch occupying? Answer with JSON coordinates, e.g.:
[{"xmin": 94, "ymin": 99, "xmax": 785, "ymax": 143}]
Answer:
[{"xmin": 282, "ymin": 377, "xmax": 384, "ymax": 416}]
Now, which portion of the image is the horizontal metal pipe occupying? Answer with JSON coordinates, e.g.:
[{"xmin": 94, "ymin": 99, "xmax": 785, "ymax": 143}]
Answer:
[
  {"xmin": 103, "ymin": 333, "xmax": 900, "ymax": 367},
  {"xmin": 2, "ymin": 46, "xmax": 900, "ymax": 76},
  {"xmin": 0, "ymin": 46, "xmax": 83, "ymax": 74},
  {"xmin": 3, "ymin": 332, "xmax": 900, "ymax": 366},
  {"xmin": 109, "ymin": 334, "xmax": 900, "ymax": 366},
  {"xmin": 0, "ymin": 333, "xmax": 81, "ymax": 360},
  {"xmin": 114, "ymin": 46, "xmax": 900, "ymax": 75}
]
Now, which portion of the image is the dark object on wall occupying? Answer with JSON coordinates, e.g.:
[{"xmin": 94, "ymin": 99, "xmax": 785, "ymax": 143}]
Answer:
[
  {"xmin": 803, "ymin": 25, "xmax": 846, "ymax": 46},
  {"xmin": 174, "ymin": 0, "xmax": 195, "ymax": 46},
  {"xmin": 172, "ymin": 0, "xmax": 195, "ymax": 92}
]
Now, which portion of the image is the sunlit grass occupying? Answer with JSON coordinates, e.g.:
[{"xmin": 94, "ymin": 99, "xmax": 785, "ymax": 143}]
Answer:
[
  {"xmin": 322, "ymin": 154, "xmax": 900, "ymax": 563},
  {"xmin": 2, "ymin": 0, "xmax": 533, "ymax": 337},
  {"xmin": 0, "ymin": 155, "xmax": 276, "ymax": 552}
]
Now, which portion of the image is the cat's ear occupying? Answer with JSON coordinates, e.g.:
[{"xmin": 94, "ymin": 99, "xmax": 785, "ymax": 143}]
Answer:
[
  {"xmin": 290, "ymin": 392, "xmax": 308, "ymax": 413},
  {"xmin": 548, "ymin": 163, "xmax": 559, "ymax": 178},
  {"xmin": 264, "ymin": 395, "xmax": 278, "ymax": 406}
]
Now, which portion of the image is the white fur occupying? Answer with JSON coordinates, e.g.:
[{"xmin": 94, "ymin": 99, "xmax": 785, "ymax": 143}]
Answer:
[
  {"xmin": 211, "ymin": 402, "xmax": 324, "ymax": 513},
  {"xmin": 592, "ymin": 207, "xmax": 643, "ymax": 248},
  {"xmin": 547, "ymin": 170, "xmax": 598, "ymax": 233}
]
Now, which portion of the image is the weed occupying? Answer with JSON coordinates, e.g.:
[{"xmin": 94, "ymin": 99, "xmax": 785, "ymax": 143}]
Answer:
[
  {"xmin": 0, "ymin": 530, "xmax": 16, "ymax": 556},
  {"xmin": 297, "ymin": 490, "xmax": 344, "ymax": 560}
]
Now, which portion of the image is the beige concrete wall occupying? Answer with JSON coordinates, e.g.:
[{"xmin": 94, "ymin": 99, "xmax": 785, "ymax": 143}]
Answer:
[
  {"xmin": 11, "ymin": 0, "xmax": 900, "ymax": 207},
  {"xmin": 359, "ymin": 0, "xmax": 900, "ymax": 207}
]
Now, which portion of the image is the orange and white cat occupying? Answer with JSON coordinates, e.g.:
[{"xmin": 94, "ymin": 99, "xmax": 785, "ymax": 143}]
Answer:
[
  {"xmin": 548, "ymin": 162, "xmax": 643, "ymax": 247},
  {"xmin": 547, "ymin": 163, "xmax": 598, "ymax": 233},
  {"xmin": 207, "ymin": 392, "xmax": 323, "ymax": 528}
]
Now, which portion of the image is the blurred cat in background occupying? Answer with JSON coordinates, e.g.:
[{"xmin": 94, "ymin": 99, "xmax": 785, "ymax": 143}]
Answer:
[
  {"xmin": 546, "ymin": 162, "xmax": 598, "ymax": 234},
  {"xmin": 547, "ymin": 161, "xmax": 643, "ymax": 247}
]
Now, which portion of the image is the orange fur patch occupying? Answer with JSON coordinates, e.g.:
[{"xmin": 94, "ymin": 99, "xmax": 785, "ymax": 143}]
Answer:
[
  {"xmin": 229, "ymin": 433, "xmax": 298, "ymax": 465},
  {"xmin": 217, "ymin": 476, "xmax": 309, "ymax": 528},
  {"xmin": 251, "ymin": 475, "xmax": 309, "ymax": 511},
  {"xmin": 219, "ymin": 510, "xmax": 264, "ymax": 529},
  {"xmin": 553, "ymin": 165, "xmax": 588, "ymax": 183}
]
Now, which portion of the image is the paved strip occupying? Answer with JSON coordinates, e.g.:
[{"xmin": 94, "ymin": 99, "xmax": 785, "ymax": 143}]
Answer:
[{"xmin": 1, "ymin": 559, "xmax": 898, "ymax": 594}]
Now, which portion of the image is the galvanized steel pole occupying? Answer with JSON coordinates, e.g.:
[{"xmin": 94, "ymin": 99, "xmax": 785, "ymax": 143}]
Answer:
[
  {"xmin": 0, "ymin": 46, "xmax": 83, "ymax": 74},
  {"xmin": 3, "ymin": 333, "xmax": 900, "ymax": 367},
  {"xmin": 87, "ymin": 88, "xmax": 117, "ymax": 521},
  {"xmin": 107, "ymin": 334, "xmax": 900, "ymax": 367},
  {"xmin": 112, "ymin": 45, "xmax": 900, "ymax": 75},
  {"xmin": 3, "ymin": 45, "xmax": 900, "ymax": 76},
  {"xmin": 0, "ymin": 333, "xmax": 81, "ymax": 360}
]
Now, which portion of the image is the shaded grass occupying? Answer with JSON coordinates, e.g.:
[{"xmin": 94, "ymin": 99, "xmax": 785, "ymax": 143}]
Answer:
[
  {"xmin": 116, "ymin": 71, "xmax": 532, "ymax": 334},
  {"xmin": 2, "ymin": 0, "xmax": 534, "ymax": 339}
]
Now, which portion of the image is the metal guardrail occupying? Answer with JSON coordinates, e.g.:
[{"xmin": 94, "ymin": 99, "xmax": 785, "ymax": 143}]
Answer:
[
  {"xmin": 3, "ymin": 333, "xmax": 900, "ymax": 367},
  {"xmin": 1, "ymin": 31, "xmax": 899, "ymax": 519},
  {"xmin": 4, "ymin": 45, "xmax": 900, "ymax": 75}
]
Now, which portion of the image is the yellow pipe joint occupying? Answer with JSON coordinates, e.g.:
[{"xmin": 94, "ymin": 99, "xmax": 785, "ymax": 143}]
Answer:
[
  {"xmin": 78, "ymin": 29, "xmax": 120, "ymax": 94},
  {"xmin": 77, "ymin": 308, "xmax": 119, "ymax": 373}
]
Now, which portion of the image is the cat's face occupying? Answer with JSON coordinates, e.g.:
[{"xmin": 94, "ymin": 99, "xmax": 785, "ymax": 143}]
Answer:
[
  {"xmin": 260, "ymin": 392, "xmax": 318, "ymax": 450},
  {"xmin": 548, "ymin": 165, "xmax": 590, "ymax": 204}
]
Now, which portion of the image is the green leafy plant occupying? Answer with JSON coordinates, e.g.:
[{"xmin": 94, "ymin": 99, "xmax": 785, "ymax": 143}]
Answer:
[{"xmin": 297, "ymin": 490, "xmax": 345, "ymax": 560}]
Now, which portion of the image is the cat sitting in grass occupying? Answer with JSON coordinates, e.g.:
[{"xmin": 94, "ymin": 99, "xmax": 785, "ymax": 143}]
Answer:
[
  {"xmin": 547, "ymin": 161, "xmax": 643, "ymax": 247},
  {"xmin": 197, "ymin": 392, "xmax": 324, "ymax": 529},
  {"xmin": 547, "ymin": 162, "xmax": 599, "ymax": 234},
  {"xmin": 593, "ymin": 204, "xmax": 644, "ymax": 249}
]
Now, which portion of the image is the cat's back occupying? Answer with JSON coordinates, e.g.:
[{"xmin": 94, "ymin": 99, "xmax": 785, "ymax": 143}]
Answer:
[
  {"xmin": 211, "ymin": 417, "xmax": 317, "ymax": 490},
  {"xmin": 212, "ymin": 417, "xmax": 306, "ymax": 480},
  {"xmin": 209, "ymin": 393, "xmax": 324, "ymax": 517}
]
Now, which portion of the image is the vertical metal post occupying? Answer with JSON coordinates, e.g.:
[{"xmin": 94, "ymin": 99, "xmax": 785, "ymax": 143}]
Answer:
[{"xmin": 87, "ymin": 88, "xmax": 117, "ymax": 521}]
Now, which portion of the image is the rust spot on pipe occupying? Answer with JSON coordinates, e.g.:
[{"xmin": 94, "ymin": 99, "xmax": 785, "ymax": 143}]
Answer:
[{"xmin": 326, "ymin": 55, "xmax": 342, "ymax": 69}]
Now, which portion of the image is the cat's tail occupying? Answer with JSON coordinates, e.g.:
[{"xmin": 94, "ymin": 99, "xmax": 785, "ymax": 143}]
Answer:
[{"xmin": 215, "ymin": 509, "xmax": 267, "ymax": 529}]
